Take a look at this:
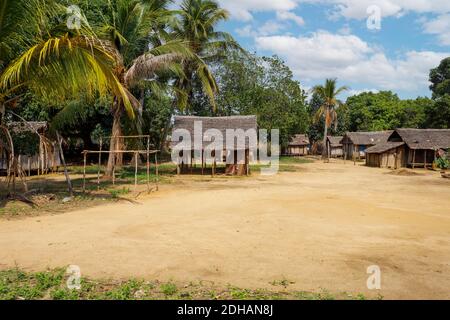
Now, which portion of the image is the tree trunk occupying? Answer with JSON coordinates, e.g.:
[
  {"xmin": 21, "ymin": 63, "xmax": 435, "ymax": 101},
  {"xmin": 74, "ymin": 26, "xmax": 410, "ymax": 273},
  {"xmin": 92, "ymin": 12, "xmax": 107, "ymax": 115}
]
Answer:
[
  {"xmin": 322, "ymin": 111, "xmax": 329, "ymax": 160},
  {"xmin": 56, "ymin": 131, "xmax": 73, "ymax": 197},
  {"xmin": 105, "ymin": 101, "xmax": 124, "ymax": 177},
  {"xmin": 0, "ymin": 102, "xmax": 5, "ymax": 125}
]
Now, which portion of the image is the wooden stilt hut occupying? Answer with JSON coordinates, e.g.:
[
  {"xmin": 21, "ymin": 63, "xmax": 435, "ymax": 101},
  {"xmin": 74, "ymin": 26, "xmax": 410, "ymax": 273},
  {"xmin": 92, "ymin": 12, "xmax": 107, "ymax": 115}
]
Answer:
[
  {"xmin": 326, "ymin": 136, "xmax": 343, "ymax": 158},
  {"xmin": 171, "ymin": 116, "xmax": 258, "ymax": 176}
]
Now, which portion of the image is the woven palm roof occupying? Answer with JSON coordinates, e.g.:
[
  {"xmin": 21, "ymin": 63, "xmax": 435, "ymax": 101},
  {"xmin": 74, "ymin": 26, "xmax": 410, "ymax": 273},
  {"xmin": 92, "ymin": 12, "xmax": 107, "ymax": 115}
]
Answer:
[
  {"xmin": 341, "ymin": 131, "xmax": 393, "ymax": 146},
  {"xmin": 7, "ymin": 121, "xmax": 48, "ymax": 133},
  {"xmin": 389, "ymin": 129, "xmax": 450, "ymax": 150},
  {"xmin": 288, "ymin": 134, "xmax": 310, "ymax": 146},
  {"xmin": 327, "ymin": 136, "xmax": 343, "ymax": 147},
  {"xmin": 365, "ymin": 142, "xmax": 405, "ymax": 154},
  {"xmin": 172, "ymin": 116, "xmax": 257, "ymax": 149}
]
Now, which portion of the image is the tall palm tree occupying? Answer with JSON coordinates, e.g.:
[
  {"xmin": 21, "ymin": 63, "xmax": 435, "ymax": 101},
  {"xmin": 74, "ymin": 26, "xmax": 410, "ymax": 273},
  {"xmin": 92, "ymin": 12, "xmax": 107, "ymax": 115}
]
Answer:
[
  {"xmin": 96, "ymin": 0, "xmax": 192, "ymax": 176},
  {"xmin": 312, "ymin": 78, "xmax": 349, "ymax": 159},
  {"xmin": 172, "ymin": 0, "xmax": 240, "ymax": 110},
  {"xmin": 0, "ymin": 0, "xmax": 135, "ymax": 119}
]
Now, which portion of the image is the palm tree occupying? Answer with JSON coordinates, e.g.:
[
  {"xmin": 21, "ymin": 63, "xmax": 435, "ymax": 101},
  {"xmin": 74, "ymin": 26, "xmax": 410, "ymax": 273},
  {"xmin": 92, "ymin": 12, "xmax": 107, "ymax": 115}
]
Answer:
[
  {"xmin": 172, "ymin": 0, "xmax": 234, "ymax": 110},
  {"xmin": 0, "ymin": 0, "xmax": 135, "ymax": 194},
  {"xmin": 0, "ymin": 1, "xmax": 135, "ymax": 118},
  {"xmin": 312, "ymin": 78, "xmax": 349, "ymax": 159},
  {"xmin": 97, "ymin": 0, "xmax": 193, "ymax": 176}
]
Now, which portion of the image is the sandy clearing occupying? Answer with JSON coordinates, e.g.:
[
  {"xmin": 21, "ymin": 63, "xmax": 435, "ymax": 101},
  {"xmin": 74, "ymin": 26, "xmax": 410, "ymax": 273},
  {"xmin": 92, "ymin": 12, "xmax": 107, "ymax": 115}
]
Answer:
[{"xmin": 0, "ymin": 160, "xmax": 449, "ymax": 299}]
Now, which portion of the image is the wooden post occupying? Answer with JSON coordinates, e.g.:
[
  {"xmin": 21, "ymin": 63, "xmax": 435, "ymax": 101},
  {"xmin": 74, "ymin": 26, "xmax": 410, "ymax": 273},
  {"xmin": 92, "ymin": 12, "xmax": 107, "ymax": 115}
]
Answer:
[
  {"xmin": 155, "ymin": 153, "xmax": 159, "ymax": 191},
  {"xmin": 83, "ymin": 151, "xmax": 87, "ymax": 193},
  {"xmin": 97, "ymin": 137, "xmax": 102, "ymax": 190},
  {"xmin": 246, "ymin": 149, "xmax": 250, "ymax": 176},
  {"xmin": 56, "ymin": 131, "xmax": 73, "ymax": 197},
  {"xmin": 212, "ymin": 150, "xmax": 216, "ymax": 177},
  {"xmin": 424, "ymin": 150, "xmax": 427, "ymax": 169},
  {"xmin": 201, "ymin": 149, "xmax": 204, "ymax": 176},
  {"xmin": 412, "ymin": 149, "xmax": 416, "ymax": 169},
  {"xmin": 146, "ymin": 137, "xmax": 150, "ymax": 192},
  {"xmin": 134, "ymin": 151, "xmax": 138, "ymax": 190},
  {"xmin": 112, "ymin": 164, "xmax": 116, "ymax": 185}
]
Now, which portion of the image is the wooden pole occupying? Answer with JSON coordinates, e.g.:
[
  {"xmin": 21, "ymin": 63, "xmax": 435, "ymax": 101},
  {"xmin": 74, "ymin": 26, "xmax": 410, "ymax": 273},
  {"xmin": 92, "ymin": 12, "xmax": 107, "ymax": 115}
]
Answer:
[
  {"xmin": 97, "ymin": 137, "xmax": 102, "ymax": 190},
  {"xmin": 83, "ymin": 151, "xmax": 87, "ymax": 193},
  {"xmin": 146, "ymin": 137, "xmax": 150, "ymax": 192},
  {"xmin": 134, "ymin": 151, "xmax": 138, "ymax": 190},
  {"xmin": 56, "ymin": 131, "xmax": 73, "ymax": 197},
  {"xmin": 412, "ymin": 149, "xmax": 416, "ymax": 169},
  {"xmin": 155, "ymin": 153, "xmax": 159, "ymax": 191},
  {"xmin": 424, "ymin": 150, "xmax": 427, "ymax": 169},
  {"xmin": 201, "ymin": 149, "xmax": 204, "ymax": 176}
]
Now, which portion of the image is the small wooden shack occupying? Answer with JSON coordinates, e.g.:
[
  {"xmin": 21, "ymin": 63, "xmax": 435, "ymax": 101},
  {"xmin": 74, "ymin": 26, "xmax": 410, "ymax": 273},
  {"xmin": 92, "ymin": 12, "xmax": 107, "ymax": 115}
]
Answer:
[
  {"xmin": 365, "ymin": 142, "xmax": 406, "ymax": 169},
  {"xmin": 171, "ymin": 115, "xmax": 258, "ymax": 176},
  {"xmin": 387, "ymin": 129, "xmax": 450, "ymax": 169},
  {"xmin": 286, "ymin": 134, "xmax": 310, "ymax": 156},
  {"xmin": 341, "ymin": 131, "xmax": 392, "ymax": 160},
  {"xmin": 326, "ymin": 136, "xmax": 343, "ymax": 158},
  {"xmin": 0, "ymin": 121, "xmax": 60, "ymax": 175}
]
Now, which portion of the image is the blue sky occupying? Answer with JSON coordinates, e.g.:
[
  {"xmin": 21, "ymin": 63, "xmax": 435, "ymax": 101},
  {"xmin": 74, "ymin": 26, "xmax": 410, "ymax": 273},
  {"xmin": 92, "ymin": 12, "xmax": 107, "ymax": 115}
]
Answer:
[{"xmin": 210, "ymin": 0, "xmax": 450, "ymax": 99}]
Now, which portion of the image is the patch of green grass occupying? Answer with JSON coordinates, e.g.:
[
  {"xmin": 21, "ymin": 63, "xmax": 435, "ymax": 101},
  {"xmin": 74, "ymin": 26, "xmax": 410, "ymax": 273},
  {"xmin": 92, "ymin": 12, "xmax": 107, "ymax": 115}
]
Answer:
[
  {"xmin": 0, "ymin": 267, "xmax": 381, "ymax": 300},
  {"xmin": 108, "ymin": 187, "xmax": 131, "ymax": 199},
  {"xmin": 104, "ymin": 280, "xmax": 143, "ymax": 300},
  {"xmin": 160, "ymin": 282, "xmax": 178, "ymax": 297}
]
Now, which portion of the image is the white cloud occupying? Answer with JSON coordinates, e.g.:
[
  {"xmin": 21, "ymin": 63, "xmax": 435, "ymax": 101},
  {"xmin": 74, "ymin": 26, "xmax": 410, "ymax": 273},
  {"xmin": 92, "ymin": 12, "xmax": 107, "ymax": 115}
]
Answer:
[
  {"xmin": 299, "ymin": 0, "xmax": 450, "ymax": 20},
  {"xmin": 217, "ymin": 0, "xmax": 450, "ymax": 21},
  {"xmin": 255, "ymin": 31, "xmax": 450, "ymax": 94},
  {"xmin": 218, "ymin": 0, "xmax": 299, "ymax": 21},
  {"xmin": 423, "ymin": 14, "xmax": 450, "ymax": 46},
  {"xmin": 276, "ymin": 11, "xmax": 305, "ymax": 26}
]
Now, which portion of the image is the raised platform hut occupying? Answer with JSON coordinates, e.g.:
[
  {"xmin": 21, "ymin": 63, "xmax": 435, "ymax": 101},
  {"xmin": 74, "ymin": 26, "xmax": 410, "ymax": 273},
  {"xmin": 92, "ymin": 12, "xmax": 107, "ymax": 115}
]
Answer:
[{"xmin": 171, "ymin": 116, "xmax": 258, "ymax": 176}]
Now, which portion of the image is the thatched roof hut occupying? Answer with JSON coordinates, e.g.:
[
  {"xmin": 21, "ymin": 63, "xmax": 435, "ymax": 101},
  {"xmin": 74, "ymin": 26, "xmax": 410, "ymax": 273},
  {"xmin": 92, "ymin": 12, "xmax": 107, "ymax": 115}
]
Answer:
[
  {"xmin": 1, "ymin": 121, "xmax": 60, "ymax": 174},
  {"xmin": 172, "ymin": 116, "xmax": 257, "ymax": 150},
  {"xmin": 286, "ymin": 134, "xmax": 310, "ymax": 156},
  {"xmin": 341, "ymin": 131, "xmax": 393, "ymax": 160},
  {"xmin": 388, "ymin": 129, "xmax": 450, "ymax": 150},
  {"xmin": 386, "ymin": 129, "xmax": 450, "ymax": 168},
  {"xmin": 7, "ymin": 121, "xmax": 48, "ymax": 133},
  {"xmin": 326, "ymin": 136, "xmax": 343, "ymax": 158},
  {"xmin": 171, "ymin": 116, "xmax": 258, "ymax": 176}
]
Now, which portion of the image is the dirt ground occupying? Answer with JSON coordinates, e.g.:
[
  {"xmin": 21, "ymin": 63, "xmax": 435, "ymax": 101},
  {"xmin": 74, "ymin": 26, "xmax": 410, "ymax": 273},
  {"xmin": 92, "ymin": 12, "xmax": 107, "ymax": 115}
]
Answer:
[{"xmin": 0, "ymin": 160, "xmax": 449, "ymax": 299}]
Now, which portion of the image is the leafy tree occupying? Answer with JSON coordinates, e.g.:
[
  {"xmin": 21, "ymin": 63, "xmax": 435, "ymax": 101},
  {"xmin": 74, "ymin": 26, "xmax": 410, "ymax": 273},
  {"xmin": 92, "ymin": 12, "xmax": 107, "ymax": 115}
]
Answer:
[
  {"xmin": 312, "ymin": 79, "xmax": 348, "ymax": 159},
  {"xmin": 429, "ymin": 57, "xmax": 450, "ymax": 99},
  {"xmin": 172, "ymin": 0, "xmax": 238, "ymax": 108},
  {"xmin": 197, "ymin": 51, "xmax": 308, "ymax": 147}
]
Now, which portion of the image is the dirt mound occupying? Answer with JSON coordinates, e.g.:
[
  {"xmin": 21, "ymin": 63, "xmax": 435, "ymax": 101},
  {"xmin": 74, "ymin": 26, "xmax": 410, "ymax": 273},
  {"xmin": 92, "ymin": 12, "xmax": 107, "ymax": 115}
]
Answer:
[{"xmin": 387, "ymin": 169, "xmax": 421, "ymax": 176}]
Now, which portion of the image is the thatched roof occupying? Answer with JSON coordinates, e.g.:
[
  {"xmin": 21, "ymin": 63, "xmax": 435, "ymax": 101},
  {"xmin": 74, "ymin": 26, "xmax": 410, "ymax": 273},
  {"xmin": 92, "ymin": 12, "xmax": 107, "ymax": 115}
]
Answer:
[
  {"xmin": 289, "ymin": 134, "xmax": 310, "ymax": 146},
  {"xmin": 389, "ymin": 129, "xmax": 450, "ymax": 150},
  {"xmin": 365, "ymin": 142, "xmax": 405, "ymax": 154},
  {"xmin": 172, "ymin": 116, "xmax": 257, "ymax": 149},
  {"xmin": 327, "ymin": 136, "xmax": 343, "ymax": 147},
  {"xmin": 7, "ymin": 121, "xmax": 48, "ymax": 134},
  {"xmin": 341, "ymin": 131, "xmax": 393, "ymax": 146}
]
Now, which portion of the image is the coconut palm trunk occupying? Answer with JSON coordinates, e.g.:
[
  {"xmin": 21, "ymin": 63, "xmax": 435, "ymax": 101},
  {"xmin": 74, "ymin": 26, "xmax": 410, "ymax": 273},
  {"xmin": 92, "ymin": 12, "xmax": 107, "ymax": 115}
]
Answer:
[
  {"xmin": 106, "ymin": 100, "xmax": 125, "ymax": 177},
  {"xmin": 322, "ymin": 110, "xmax": 329, "ymax": 159}
]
